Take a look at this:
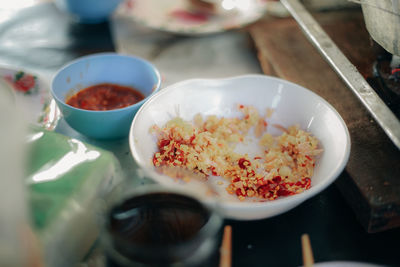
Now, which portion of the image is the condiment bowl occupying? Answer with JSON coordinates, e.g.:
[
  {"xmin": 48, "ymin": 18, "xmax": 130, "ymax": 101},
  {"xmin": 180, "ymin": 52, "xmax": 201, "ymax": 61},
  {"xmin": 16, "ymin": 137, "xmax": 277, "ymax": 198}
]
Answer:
[
  {"xmin": 55, "ymin": 0, "xmax": 122, "ymax": 24},
  {"xmin": 52, "ymin": 53, "xmax": 161, "ymax": 139},
  {"xmin": 129, "ymin": 75, "xmax": 351, "ymax": 220}
]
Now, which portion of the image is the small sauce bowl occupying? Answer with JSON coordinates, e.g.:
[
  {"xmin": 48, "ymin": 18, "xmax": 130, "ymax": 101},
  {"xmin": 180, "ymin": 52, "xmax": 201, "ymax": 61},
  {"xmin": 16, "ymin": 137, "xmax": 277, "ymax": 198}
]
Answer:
[
  {"xmin": 99, "ymin": 180, "xmax": 223, "ymax": 267},
  {"xmin": 52, "ymin": 53, "xmax": 161, "ymax": 139},
  {"xmin": 55, "ymin": 0, "xmax": 122, "ymax": 24}
]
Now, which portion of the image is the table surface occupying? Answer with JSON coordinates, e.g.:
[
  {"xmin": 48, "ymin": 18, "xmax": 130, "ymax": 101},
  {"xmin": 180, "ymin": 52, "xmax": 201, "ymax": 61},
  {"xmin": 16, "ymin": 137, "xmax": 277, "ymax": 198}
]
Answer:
[
  {"xmin": 1, "ymin": 2, "xmax": 399, "ymax": 267},
  {"xmin": 248, "ymin": 9, "xmax": 400, "ymax": 234}
]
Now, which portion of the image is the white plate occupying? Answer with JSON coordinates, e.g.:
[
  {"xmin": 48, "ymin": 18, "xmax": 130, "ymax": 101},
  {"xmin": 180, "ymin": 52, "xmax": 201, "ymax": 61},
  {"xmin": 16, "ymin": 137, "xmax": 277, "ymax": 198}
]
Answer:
[
  {"xmin": 117, "ymin": 0, "xmax": 267, "ymax": 35},
  {"xmin": 0, "ymin": 66, "xmax": 60, "ymax": 130},
  {"xmin": 129, "ymin": 75, "xmax": 351, "ymax": 220}
]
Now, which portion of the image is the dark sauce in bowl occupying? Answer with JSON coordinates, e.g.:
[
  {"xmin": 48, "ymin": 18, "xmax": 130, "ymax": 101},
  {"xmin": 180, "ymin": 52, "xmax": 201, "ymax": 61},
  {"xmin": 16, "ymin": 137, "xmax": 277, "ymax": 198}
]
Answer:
[
  {"xmin": 66, "ymin": 83, "xmax": 144, "ymax": 111},
  {"xmin": 104, "ymin": 192, "xmax": 220, "ymax": 267}
]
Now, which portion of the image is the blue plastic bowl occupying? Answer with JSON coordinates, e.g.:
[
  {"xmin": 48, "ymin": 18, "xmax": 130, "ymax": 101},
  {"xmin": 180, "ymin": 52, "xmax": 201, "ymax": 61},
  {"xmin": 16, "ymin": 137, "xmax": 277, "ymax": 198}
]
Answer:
[
  {"xmin": 52, "ymin": 53, "xmax": 161, "ymax": 139},
  {"xmin": 55, "ymin": 0, "xmax": 122, "ymax": 24}
]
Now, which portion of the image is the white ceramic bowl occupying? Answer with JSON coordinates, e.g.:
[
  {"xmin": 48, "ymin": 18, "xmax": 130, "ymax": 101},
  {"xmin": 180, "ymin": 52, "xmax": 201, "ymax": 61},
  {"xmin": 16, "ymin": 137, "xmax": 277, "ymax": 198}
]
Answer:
[{"xmin": 129, "ymin": 75, "xmax": 351, "ymax": 220}]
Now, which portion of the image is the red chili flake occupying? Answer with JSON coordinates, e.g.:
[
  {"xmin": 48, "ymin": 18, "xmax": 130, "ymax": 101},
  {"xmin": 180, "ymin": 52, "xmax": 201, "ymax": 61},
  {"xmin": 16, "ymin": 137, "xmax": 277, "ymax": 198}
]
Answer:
[
  {"xmin": 245, "ymin": 114, "xmax": 250, "ymax": 120},
  {"xmin": 258, "ymin": 182, "xmax": 277, "ymax": 196},
  {"xmin": 272, "ymin": 176, "xmax": 282, "ymax": 183},
  {"xmin": 238, "ymin": 158, "xmax": 250, "ymax": 169},
  {"xmin": 257, "ymin": 185, "xmax": 268, "ymax": 195},
  {"xmin": 159, "ymin": 139, "xmax": 170, "ymax": 148},
  {"xmin": 239, "ymin": 105, "xmax": 244, "ymax": 109},
  {"xmin": 254, "ymin": 156, "xmax": 262, "ymax": 160},
  {"xmin": 277, "ymin": 187, "xmax": 293, "ymax": 197},
  {"xmin": 263, "ymin": 120, "xmax": 268, "ymax": 127},
  {"xmin": 303, "ymin": 177, "xmax": 311, "ymax": 189},
  {"xmin": 236, "ymin": 188, "xmax": 245, "ymax": 197},
  {"xmin": 247, "ymin": 170, "xmax": 255, "ymax": 177},
  {"xmin": 257, "ymin": 178, "xmax": 267, "ymax": 186},
  {"xmin": 305, "ymin": 155, "xmax": 312, "ymax": 161},
  {"xmin": 211, "ymin": 167, "xmax": 218, "ymax": 176},
  {"xmin": 264, "ymin": 190, "xmax": 276, "ymax": 199},
  {"xmin": 233, "ymin": 177, "xmax": 240, "ymax": 183},
  {"xmin": 152, "ymin": 155, "xmax": 158, "ymax": 166},
  {"xmin": 267, "ymin": 183, "xmax": 278, "ymax": 191},
  {"xmin": 294, "ymin": 177, "xmax": 311, "ymax": 189},
  {"xmin": 189, "ymin": 134, "xmax": 196, "ymax": 144}
]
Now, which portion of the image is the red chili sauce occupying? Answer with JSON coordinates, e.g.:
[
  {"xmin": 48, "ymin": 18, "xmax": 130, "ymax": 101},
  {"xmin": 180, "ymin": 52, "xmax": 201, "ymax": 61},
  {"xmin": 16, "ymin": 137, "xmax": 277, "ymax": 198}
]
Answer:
[{"xmin": 66, "ymin": 83, "xmax": 144, "ymax": 111}]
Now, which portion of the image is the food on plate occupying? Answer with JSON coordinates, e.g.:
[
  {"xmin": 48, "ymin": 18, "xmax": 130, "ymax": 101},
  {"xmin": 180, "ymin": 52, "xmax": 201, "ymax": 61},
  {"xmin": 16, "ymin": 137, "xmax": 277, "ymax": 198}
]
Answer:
[
  {"xmin": 188, "ymin": 0, "xmax": 217, "ymax": 15},
  {"xmin": 150, "ymin": 105, "xmax": 322, "ymax": 201},
  {"xmin": 66, "ymin": 83, "xmax": 144, "ymax": 111}
]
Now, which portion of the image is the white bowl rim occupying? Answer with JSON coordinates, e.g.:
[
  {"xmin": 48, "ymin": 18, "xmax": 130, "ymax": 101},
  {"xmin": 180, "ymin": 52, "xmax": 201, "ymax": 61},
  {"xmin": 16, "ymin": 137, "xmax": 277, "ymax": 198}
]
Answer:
[
  {"xmin": 51, "ymin": 52, "xmax": 162, "ymax": 114},
  {"xmin": 129, "ymin": 74, "xmax": 351, "ymax": 210}
]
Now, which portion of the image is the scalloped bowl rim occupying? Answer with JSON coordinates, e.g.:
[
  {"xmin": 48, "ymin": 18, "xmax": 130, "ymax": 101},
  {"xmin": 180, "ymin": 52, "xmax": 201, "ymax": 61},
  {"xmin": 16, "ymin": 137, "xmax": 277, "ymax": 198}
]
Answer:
[{"xmin": 129, "ymin": 74, "xmax": 351, "ymax": 219}]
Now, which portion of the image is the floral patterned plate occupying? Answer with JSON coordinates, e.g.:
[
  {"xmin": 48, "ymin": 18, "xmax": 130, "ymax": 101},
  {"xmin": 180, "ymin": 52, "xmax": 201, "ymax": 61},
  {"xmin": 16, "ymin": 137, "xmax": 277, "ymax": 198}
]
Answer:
[
  {"xmin": 1, "ymin": 67, "xmax": 60, "ymax": 130},
  {"xmin": 117, "ymin": 0, "xmax": 267, "ymax": 35}
]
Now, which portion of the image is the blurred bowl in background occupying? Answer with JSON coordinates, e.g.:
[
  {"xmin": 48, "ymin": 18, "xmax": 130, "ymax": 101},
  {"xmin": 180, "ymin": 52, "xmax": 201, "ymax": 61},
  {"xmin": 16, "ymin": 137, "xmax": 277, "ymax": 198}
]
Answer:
[
  {"xmin": 55, "ymin": 0, "xmax": 122, "ymax": 24},
  {"xmin": 52, "ymin": 53, "xmax": 161, "ymax": 140}
]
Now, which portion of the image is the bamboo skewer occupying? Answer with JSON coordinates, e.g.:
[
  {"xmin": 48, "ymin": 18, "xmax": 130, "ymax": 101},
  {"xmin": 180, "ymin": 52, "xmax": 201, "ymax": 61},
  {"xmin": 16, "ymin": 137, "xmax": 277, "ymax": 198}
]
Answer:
[
  {"xmin": 301, "ymin": 234, "xmax": 314, "ymax": 267},
  {"xmin": 219, "ymin": 225, "xmax": 232, "ymax": 267}
]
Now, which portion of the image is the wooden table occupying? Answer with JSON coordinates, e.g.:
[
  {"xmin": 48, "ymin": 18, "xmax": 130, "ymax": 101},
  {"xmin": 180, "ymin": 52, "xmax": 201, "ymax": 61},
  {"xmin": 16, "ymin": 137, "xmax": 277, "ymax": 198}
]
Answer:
[{"xmin": 248, "ymin": 8, "xmax": 400, "ymax": 234}]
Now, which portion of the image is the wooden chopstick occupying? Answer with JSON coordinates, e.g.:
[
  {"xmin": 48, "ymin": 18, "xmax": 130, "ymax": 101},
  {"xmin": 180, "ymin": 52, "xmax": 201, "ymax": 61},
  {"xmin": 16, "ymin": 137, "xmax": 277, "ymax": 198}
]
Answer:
[
  {"xmin": 301, "ymin": 234, "xmax": 314, "ymax": 267},
  {"xmin": 219, "ymin": 225, "xmax": 232, "ymax": 267}
]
